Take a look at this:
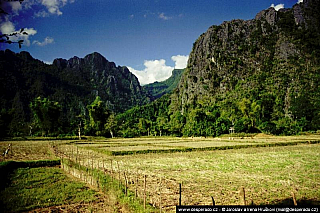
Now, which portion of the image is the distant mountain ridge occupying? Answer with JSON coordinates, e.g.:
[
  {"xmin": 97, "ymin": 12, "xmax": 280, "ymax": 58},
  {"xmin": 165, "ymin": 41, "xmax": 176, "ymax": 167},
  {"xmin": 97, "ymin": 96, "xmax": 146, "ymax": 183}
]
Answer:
[
  {"xmin": 143, "ymin": 69, "xmax": 185, "ymax": 98},
  {"xmin": 0, "ymin": 50, "xmax": 151, "ymax": 136}
]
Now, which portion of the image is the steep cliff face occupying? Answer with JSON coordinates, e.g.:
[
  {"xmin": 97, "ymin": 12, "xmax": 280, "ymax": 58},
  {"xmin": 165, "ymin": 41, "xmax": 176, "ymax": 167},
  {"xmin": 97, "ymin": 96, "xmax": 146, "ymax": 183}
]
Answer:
[{"xmin": 172, "ymin": 0, "xmax": 320, "ymax": 132}]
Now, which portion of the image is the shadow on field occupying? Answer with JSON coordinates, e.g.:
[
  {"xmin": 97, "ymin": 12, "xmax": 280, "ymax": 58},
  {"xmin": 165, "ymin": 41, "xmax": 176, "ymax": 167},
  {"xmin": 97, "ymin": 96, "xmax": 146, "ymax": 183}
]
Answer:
[
  {"xmin": 265, "ymin": 198, "xmax": 320, "ymax": 206},
  {"xmin": 0, "ymin": 160, "xmax": 61, "ymax": 190}
]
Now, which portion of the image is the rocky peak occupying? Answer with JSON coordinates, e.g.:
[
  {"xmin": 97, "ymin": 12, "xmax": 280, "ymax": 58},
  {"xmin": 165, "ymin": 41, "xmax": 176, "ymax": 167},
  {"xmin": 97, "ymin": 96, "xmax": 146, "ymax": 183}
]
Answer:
[
  {"xmin": 255, "ymin": 7, "xmax": 278, "ymax": 26},
  {"xmin": 84, "ymin": 52, "xmax": 116, "ymax": 70},
  {"xmin": 293, "ymin": 3, "xmax": 305, "ymax": 26},
  {"xmin": 53, "ymin": 58, "xmax": 68, "ymax": 69},
  {"xmin": 67, "ymin": 56, "xmax": 83, "ymax": 68}
]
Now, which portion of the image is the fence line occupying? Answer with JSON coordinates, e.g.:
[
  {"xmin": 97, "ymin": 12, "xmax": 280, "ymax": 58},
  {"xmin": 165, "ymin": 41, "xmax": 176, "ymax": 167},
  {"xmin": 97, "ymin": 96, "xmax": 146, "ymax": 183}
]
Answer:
[
  {"xmin": 53, "ymin": 144, "xmax": 185, "ymax": 211},
  {"xmin": 52, "ymin": 143, "xmax": 300, "ymax": 211}
]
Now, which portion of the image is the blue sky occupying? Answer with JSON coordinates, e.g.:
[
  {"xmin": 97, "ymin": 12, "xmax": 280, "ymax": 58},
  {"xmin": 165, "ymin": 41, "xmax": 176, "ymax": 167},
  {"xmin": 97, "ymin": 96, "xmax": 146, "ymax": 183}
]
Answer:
[{"xmin": 1, "ymin": 0, "xmax": 302, "ymax": 84}]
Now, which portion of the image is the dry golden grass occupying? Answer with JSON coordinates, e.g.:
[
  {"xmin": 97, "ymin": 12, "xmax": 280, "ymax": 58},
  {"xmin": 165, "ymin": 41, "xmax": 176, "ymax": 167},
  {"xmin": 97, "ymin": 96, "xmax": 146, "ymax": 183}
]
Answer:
[
  {"xmin": 54, "ymin": 135, "xmax": 320, "ymax": 211},
  {"xmin": 5, "ymin": 135, "xmax": 318, "ymax": 212},
  {"xmin": 0, "ymin": 141, "xmax": 58, "ymax": 161}
]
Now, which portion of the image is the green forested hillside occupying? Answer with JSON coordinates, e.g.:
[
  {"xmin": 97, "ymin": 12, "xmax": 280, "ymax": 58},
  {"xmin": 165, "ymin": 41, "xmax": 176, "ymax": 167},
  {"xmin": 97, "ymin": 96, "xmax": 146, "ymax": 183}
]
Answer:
[{"xmin": 143, "ymin": 69, "xmax": 185, "ymax": 98}]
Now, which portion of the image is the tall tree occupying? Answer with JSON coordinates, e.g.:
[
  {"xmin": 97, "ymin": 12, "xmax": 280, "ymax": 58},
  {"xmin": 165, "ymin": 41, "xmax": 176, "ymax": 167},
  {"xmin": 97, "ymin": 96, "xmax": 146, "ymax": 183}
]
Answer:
[
  {"xmin": 30, "ymin": 97, "xmax": 61, "ymax": 136},
  {"xmin": 105, "ymin": 113, "xmax": 116, "ymax": 138},
  {"xmin": 86, "ymin": 96, "xmax": 111, "ymax": 136}
]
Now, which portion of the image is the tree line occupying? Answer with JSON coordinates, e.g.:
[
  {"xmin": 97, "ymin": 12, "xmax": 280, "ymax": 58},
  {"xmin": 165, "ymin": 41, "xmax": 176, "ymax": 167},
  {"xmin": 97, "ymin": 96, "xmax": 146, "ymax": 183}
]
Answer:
[{"xmin": 1, "ymin": 88, "xmax": 317, "ymax": 139}]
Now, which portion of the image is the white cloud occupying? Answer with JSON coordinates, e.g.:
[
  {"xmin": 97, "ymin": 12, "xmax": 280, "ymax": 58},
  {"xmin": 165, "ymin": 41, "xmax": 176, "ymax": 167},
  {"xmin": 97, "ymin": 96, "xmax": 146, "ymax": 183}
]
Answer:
[
  {"xmin": 41, "ymin": 0, "xmax": 63, "ymax": 15},
  {"xmin": 40, "ymin": 0, "xmax": 75, "ymax": 16},
  {"xmin": 1, "ymin": 0, "xmax": 75, "ymax": 17},
  {"xmin": 128, "ymin": 55, "xmax": 189, "ymax": 85},
  {"xmin": 270, "ymin": 3, "xmax": 284, "ymax": 11},
  {"xmin": 33, "ymin": 36, "xmax": 54, "ymax": 46},
  {"xmin": 0, "ymin": 21, "xmax": 37, "ymax": 46},
  {"xmin": 171, "ymin": 55, "xmax": 188, "ymax": 69},
  {"xmin": 34, "ymin": 10, "xmax": 50, "ymax": 18},
  {"xmin": 19, "ymin": 28, "xmax": 37, "ymax": 46},
  {"xmin": 159, "ymin": 12, "xmax": 172, "ymax": 20},
  {"xmin": 43, "ymin": 60, "xmax": 53, "ymax": 65},
  {"xmin": 128, "ymin": 59, "xmax": 173, "ymax": 85},
  {"xmin": 297, "ymin": 0, "xmax": 303, "ymax": 3},
  {"xmin": 8, "ymin": 1, "xmax": 22, "ymax": 14},
  {"xmin": 0, "ymin": 21, "xmax": 15, "ymax": 34}
]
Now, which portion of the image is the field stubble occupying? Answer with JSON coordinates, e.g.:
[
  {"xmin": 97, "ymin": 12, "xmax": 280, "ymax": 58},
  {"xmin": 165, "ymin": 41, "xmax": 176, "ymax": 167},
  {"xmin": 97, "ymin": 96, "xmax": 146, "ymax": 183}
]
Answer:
[{"xmin": 54, "ymin": 135, "xmax": 320, "ymax": 211}]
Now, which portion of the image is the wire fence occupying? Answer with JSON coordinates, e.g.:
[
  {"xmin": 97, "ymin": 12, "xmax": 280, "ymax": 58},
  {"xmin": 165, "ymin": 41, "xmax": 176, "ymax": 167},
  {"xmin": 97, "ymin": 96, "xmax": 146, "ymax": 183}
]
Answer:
[{"xmin": 52, "ymin": 143, "xmax": 265, "ymax": 212}]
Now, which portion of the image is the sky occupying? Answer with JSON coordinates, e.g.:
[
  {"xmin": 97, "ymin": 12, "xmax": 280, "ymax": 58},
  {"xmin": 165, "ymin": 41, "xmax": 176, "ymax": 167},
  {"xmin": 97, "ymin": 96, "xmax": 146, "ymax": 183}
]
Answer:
[{"xmin": 0, "ymin": 0, "xmax": 303, "ymax": 85}]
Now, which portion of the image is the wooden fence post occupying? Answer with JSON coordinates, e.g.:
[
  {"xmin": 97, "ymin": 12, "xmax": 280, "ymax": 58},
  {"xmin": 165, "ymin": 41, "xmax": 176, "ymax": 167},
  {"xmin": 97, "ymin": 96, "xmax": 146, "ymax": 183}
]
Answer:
[
  {"xmin": 110, "ymin": 160, "xmax": 113, "ymax": 180},
  {"xmin": 135, "ymin": 174, "xmax": 138, "ymax": 198},
  {"xmin": 91, "ymin": 156, "xmax": 94, "ymax": 185},
  {"xmin": 292, "ymin": 192, "xmax": 297, "ymax": 206},
  {"xmin": 117, "ymin": 161, "xmax": 120, "ymax": 188},
  {"xmin": 124, "ymin": 171, "xmax": 128, "ymax": 196},
  {"xmin": 88, "ymin": 150, "xmax": 90, "ymax": 167},
  {"xmin": 179, "ymin": 183, "xmax": 182, "ymax": 206},
  {"xmin": 144, "ymin": 174, "xmax": 147, "ymax": 210},
  {"xmin": 103, "ymin": 160, "xmax": 105, "ymax": 174},
  {"xmin": 211, "ymin": 196, "xmax": 215, "ymax": 206},
  {"xmin": 76, "ymin": 146, "xmax": 78, "ymax": 164},
  {"xmin": 240, "ymin": 187, "xmax": 246, "ymax": 205},
  {"xmin": 91, "ymin": 156, "xmax": 94, "ymax": 170},
  {"xmin": 160, "ymin": 177, "xmax": 162, "ymax": 213}
]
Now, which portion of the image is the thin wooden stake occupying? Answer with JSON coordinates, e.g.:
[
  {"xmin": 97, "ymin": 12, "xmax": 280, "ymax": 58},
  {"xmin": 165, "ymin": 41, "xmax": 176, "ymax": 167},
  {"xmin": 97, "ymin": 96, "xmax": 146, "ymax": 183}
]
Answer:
[
  {"xmin": 88, "ymin": 150, "xmax": 90, "ymax": 167},
  {"xmin": 240, "ymin": 187, "xmax": 246, "ymax": 205},
  {"xmin": 71, "ymin": 146, "xmax": 73, "ymax": 160},
  {"xmin": 135, "ymin": 174, "xmax": 138, "ymax": 198},
  {"xmin": 110, "ymin": 159, "xmax": 113, "ymax": 180},
  {"xmin": 124, "ymin": 171, "xmax": 128, "ymax": 196},
  {"xmin": 103, "ymin": 160, "xmax": 105, "ymax": 174},
  {"xmin": 160, "ymin": 177, "xmax": 162, "ymax": 213},
  {"xmin": 91, "ymin": 156, "xmax": 94, "ymax": 185},
  {"xmin": 250, "ymin": 199, "xmax": 254, "ymax": 206},
  {"xmin": 179, "ymin": 183, "xmax": 182, "ymax": 206},
  {"xmin": 117, "ymin": 161, "xmax": 120, "ymax": 188},
  {"xmin": 211, "ymin": 196, "xmax": 215, "ymax": 206},
  {"xmin": 91, "ymin": 156, "xmax": 94, "ymax": 170},
  {"xmin": 144, "ymin": 175, "xmax": 147, "ymax": 210},
  {"xmin": 76, "ymin": 146, "xmax": 78, "ymax": 163},
  {"xmin": 292, "ymin": 192, "xmax": 297, "ymax": 206}
]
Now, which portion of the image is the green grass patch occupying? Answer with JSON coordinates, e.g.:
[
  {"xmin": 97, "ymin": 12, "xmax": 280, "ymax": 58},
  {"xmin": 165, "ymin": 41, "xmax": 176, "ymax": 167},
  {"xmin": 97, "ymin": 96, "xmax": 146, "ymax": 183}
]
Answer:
[
  {"xmin": 0, "ymin": 166, "xmax": 98, "ymax": 212},
  {"xmin": 62, "ymin": 159, "xmax": 158, "ymax": 212}
]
